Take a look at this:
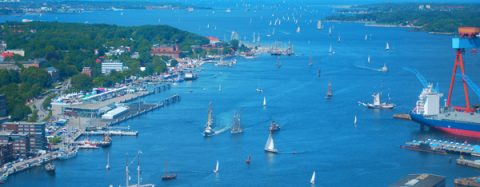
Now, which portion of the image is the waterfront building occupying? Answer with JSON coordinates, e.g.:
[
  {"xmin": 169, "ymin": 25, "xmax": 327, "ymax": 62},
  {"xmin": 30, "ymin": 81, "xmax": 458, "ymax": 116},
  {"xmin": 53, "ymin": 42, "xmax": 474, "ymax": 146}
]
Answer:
[
  {"xmin": 151, "ymin": 44, "xmax": 181, "ymax": 58},
  {"xmin": 0, "ymin": 143, "xmax": 14, "ymax": 165},
  {"xmin": 1, "ymin": 122, "xmax": 46, "ymax": 153},
  {"xmin": 390, "ymin": 174, "xmax": 445, "ymax": 187},
  {"xmin": 0, "ymin": 131, "xmax": 30, "ymax": 158},
  {"xmin": 101, "ymin": 60, "xmax": 125, "ymax": 74}
]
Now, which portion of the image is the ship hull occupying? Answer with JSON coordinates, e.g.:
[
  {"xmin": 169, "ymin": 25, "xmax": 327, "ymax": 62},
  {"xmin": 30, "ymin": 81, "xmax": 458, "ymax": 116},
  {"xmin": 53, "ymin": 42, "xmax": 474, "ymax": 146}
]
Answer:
[{"xmin": 410, "ymin": 113, "xmax": 480, "ymax": 138}]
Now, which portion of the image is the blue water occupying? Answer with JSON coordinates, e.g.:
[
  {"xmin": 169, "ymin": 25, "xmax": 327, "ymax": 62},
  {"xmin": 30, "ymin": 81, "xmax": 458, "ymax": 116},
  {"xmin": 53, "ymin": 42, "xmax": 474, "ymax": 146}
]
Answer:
[{"xmin": 2, "ymin": 4, "xmax": 480, "ymax": 187}]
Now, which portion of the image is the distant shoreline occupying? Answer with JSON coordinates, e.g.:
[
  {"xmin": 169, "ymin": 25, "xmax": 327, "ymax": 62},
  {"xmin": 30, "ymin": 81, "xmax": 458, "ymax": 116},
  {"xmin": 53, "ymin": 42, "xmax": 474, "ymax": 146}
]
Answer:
[{"xmin": 325, "ymin": 20, "xmax": 454, "ymax": 35}]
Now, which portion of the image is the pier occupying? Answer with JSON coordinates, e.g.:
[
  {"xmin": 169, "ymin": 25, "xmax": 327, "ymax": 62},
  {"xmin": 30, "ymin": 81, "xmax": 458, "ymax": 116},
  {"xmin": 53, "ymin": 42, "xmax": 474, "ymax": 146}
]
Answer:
[
  {"xmin": 83, "ymin": 130, "xmax": 138, "ymax": 136},
  {"xmin": 403, "ymin": 139, "xmax": 480, "ymax": 156},
  {"xmin": 457, "ymin": 157, "xmax": 480, "ymax": 169}
]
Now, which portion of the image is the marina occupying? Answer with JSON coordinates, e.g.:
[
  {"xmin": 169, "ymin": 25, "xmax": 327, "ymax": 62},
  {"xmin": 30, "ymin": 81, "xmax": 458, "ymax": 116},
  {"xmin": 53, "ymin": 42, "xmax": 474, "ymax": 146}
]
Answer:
[{"xmin": 0, "ymin": 2, "xmax": 479, "ymax": 187}]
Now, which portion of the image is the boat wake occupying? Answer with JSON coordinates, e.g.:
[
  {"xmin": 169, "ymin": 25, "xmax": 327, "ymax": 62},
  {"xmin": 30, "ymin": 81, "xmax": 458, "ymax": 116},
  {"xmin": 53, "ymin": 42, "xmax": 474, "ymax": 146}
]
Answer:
[
  {"xmin": 278, "ymin": 151, "xmax": 308, "ymax": 154},
  {"xmin": 354, "ymin": 64, "xmax": 381, "ymax": 72}
]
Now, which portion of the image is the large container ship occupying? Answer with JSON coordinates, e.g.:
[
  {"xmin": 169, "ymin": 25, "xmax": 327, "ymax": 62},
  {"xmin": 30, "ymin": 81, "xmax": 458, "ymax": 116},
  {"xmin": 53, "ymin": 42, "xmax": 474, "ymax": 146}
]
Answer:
[{"xmin": 409, "ymin": 85, "xmax": 480, "ymax": 138}]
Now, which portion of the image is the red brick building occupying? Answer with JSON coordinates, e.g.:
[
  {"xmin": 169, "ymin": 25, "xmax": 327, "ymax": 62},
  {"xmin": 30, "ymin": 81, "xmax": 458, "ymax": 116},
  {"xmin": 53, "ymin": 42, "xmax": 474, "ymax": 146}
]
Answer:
[{"xmin": 151, "ymin": 44, "xmax": 181, "ymax": 59}]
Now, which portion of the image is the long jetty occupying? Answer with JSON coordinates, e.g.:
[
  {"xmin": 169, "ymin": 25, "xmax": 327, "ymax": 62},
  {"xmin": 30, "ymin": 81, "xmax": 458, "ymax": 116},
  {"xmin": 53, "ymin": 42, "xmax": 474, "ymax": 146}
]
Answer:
[{"xmin": 107, "ymin": 94, "xmax": 181, "ymax": 126}]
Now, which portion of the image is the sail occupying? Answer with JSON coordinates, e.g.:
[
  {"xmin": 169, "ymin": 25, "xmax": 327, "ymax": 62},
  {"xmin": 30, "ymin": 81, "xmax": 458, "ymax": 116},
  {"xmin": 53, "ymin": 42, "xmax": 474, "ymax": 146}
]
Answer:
[
  {"xmin": 296, "ymin": 26, "xmax": 301, "ymax": 33},
  {"xmin": 373, "ymin": 93, "xmax": 381, "ymax": 105},
  {"xmin": 310, "ymin": 171, "xmax": 316, "ymax": 184},
  {"xmin": 354, "ymin": 115, "xmax": 357, "ymax": 125},
  {"xmin": 329, "ymin": 45, "xmax": 333, "ymax": 53},
  {"xmin": 207, "ymin": 103, "xmax": 214, "ymax": 128},
  {"xmin": 317, "ymin": 20, "xmax": 322, "ymax": 29},
  {"xmin": 386, "ymin": 42, "xmax": 390, "ymax": 50},
  {"xmin": 367, "ymin": 56, "xmax": 371, "ymax": 63},
  {"xmin": 214, "ymin": 160, "xmax": 219, "ymax": 172},
  {"xmin": 263, "ymin": 96, "xmax": 267, "ymax": 106},
  {"xmin": 265, "ymin": 133, "xmax": 275, "ymax": 150}
]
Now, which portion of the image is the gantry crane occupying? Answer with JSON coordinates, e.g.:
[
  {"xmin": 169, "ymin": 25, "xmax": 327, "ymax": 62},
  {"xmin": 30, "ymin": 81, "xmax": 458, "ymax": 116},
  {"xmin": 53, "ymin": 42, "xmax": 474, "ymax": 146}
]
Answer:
[{"xmin": 447, "ymin": 27, "xmax": 480, "ymax": 112}]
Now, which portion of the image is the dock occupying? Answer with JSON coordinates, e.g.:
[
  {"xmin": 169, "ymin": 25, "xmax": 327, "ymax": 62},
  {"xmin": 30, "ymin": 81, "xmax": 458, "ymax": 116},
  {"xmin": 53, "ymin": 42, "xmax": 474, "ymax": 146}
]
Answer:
[
  {"xmin": 106, "ymin": 94, "xmax": 180, "ymax": 126},
  {"xmin": 403, "ymin": 139, "xmax": 480, "ymax": 156},
  {"xmin": 83, "ymin": 130, "xmax": 138, "ymax": 136},
  {"xmin": 454, "ymin": 177, "xmax": 480, "ymax": 187},
  {"xmin": 393, "ymin": 113, "xmax": 411, "ymax": 120},
  {"xmin": 456, "ymin": 157, "xmax": 480, "ymax": 169}
]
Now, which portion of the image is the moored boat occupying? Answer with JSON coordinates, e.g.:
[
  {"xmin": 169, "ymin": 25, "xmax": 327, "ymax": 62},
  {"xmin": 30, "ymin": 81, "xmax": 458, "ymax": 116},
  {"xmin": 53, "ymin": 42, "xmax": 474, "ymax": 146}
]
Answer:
[{"xmin": 45, "ymin": 162, "xmax": 55, "ymax": 174}]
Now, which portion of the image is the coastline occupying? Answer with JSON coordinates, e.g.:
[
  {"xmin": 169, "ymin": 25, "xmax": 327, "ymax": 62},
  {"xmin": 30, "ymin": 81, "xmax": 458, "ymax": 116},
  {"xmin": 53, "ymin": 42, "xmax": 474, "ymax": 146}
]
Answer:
[{"xmin": 325, "ymin": 20, "xmax": 454, "ymax": 35}]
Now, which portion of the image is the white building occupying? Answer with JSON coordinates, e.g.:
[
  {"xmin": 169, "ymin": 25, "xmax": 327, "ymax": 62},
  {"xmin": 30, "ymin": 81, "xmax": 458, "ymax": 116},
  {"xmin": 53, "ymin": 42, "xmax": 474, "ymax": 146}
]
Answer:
[{"xmin": 101, "ymin": 60, "xmax": 125, "ymax": 74}]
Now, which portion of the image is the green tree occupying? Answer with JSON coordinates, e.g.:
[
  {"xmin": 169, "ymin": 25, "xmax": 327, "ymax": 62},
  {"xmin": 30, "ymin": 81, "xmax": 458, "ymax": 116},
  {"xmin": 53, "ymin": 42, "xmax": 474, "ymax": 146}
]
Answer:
[{"xmin": 71, "ymin": 74, "xmax": 93, "ymax": 91}]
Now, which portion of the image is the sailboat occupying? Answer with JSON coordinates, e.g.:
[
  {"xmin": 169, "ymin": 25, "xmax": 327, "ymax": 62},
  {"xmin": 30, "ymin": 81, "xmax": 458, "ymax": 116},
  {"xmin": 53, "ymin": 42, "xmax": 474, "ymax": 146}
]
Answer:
[
  {"xmin": 161, "ymin": 162, "xmax": 177, "ymax": 180},
  {"xmin": 213, "ymin": 160, "xmax": 219, "ymax": 173},
  {"xmin": 308, "ymin": 56, "xmax": 313, "ymax": 66},
  {"xmin": 203, "ymin": 102, "xmax": 215, "ymax": 137},
  {"xmin": 328, "ymin": 45, "xmax": 335, "ymax": 55},
  {"xmin": 263, "ymin": 96, "xmax": 267, "ymax": 107},
  {"xmin": 385, "ymin": 42, "xmax": 390, "ymax": 51},
  {"xmin": 379, "ymin": 63, "xmax": 388, "ymax": 72},
  {"xmin": 325, "ymin": 82, "xmax": 333, "ymax": 99},
  {"xmin": 125, "ymin": 152, "xmax": 155, "ymax": 187},
  {"xmin": 317, "ymin": 69, "xmax": 321, "ymax": 77},
  {"xmin": 310, "ymin": 171, "xmax": 316, "ymax": 184},
  {"xmin": 218, "ymin": 84, "xmax": 222, "ymax": 91},
  {"xmin": 245, "ymin": 155, "xmax": 251, "ymax": 165},
  {"xmin": 316, "ymin": 20, "xmax": 322, "ymax": 30},
  {"xmin": 359, "ymin": 93, "xmax": 396, "ymax": 109},
  {"xmin": 367, "ymin": 55, "xmax": 371, "ymax": 64},
  {"xmin": 337, "ymin": 36, "xmax": 341, "ymax": 43},
  {"xmin": 364, "ymin": 34, "xmax": 368, "ymax": 41},
  {"xmin": 328, "ymin": 27, "xmax": 332, "ymax": 36},
  {"xmin": 296, "ymin": 26, "xmax": 301, "ymax": 33},
  {"xmin": 231, "ymin": 112, "xmax": 243, "ymax": 134},
  {"xmin": 264, "ymin": 133, "xmax": 278, "ymax": 153},
  {"xmin": 106, "ymin": 152, "xmax": 110, "ymax": 170},
  {"xmin": 354, "ymin": 115, "xmax": 358, "ymax": 127}
]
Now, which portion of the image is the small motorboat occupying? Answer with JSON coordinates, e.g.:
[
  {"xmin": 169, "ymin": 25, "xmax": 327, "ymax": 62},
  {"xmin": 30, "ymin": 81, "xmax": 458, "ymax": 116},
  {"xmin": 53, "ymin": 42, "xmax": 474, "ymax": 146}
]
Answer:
[{"xmin": 269, "ymin": 121, "xmax": 280, "ymax": 133}]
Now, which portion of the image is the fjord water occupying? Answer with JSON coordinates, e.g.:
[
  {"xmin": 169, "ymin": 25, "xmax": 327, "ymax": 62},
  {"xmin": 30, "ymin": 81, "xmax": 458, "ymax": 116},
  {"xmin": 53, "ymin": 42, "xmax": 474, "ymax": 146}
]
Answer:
[{"xmin": 2, "ymin": 5, "xmax": 480, "ymax": 187}]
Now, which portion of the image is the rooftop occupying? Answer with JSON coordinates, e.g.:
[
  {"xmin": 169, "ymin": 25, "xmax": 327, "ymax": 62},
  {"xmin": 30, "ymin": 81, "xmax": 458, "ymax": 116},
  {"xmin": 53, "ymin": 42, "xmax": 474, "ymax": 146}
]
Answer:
[{"xmin": 390, "ymin": 174, "xmax": 445, "ymax": 187}]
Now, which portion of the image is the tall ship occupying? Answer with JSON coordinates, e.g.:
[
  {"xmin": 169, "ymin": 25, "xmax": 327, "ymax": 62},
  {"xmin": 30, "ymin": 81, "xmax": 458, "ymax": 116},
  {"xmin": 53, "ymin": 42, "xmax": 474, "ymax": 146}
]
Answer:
[
  {"xmin": 409, "ymin": 27, "xmax": 480, "ymax": 138},
  {"xmin": 359, "ymin": 92, "xmax": 395, "ymax": 109},
  {"xmin": 203, "ymin": 102, "xmax": 215, "ymax": 137},
  {"xmin": 230, "ymin": 112, "xmax": 243, "ymax": 134}
]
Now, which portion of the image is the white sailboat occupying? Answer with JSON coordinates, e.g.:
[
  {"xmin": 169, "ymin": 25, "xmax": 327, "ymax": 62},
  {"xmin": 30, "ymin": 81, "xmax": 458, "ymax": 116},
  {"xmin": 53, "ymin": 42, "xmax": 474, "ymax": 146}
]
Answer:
[
  {"xmin": 328, "ymin": 45, "xmax": 335, "ymax": 55},
  {"xmin": 379, "ymin": 63, "xmax": 388, "ymax": 72},
  {"xmin": 354, "ymin": 115, "xmax": 358, "ymax": 127},
  {"xmin": 213, "ymin": 160, "xmax": 219, "ymax": 173},
  {"xmin": 106, "ymin": 152, "xmax": 110, "ymax": 170},
  {"xmin": 367, "ymin": 55, "xmax": 371, "ymax": 63},
  {"xmin": 310, "ymin": 171, "xmax": 316, "ymax": 184},
  {"xmin": 364, "ymin": 34, "xmax": 368, "ymax": 41},
  {"xmin": 385, "ymin": 42, "xmax": 390, "ymax": 50},
  {"xmin": 263, "ymin": 96, "xmax": 267, "ymax": 107},
  {"xmin": 264, "ymin": 133, "xmax": 278, "ymax": 153},
  {"xmin": 296, "ymin": 26, "xmax": 301, "ymax": 33},
  {"xmin": 337, "ymin": 36, "xmax": 341, "ymax": 43},
  {"xmin": 328, "ymin": 27, "xmax": 332, "ymax": 35},
  {"xmin": 316, "ymin": 20, "xmax": 322, "ymax": 30}
]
